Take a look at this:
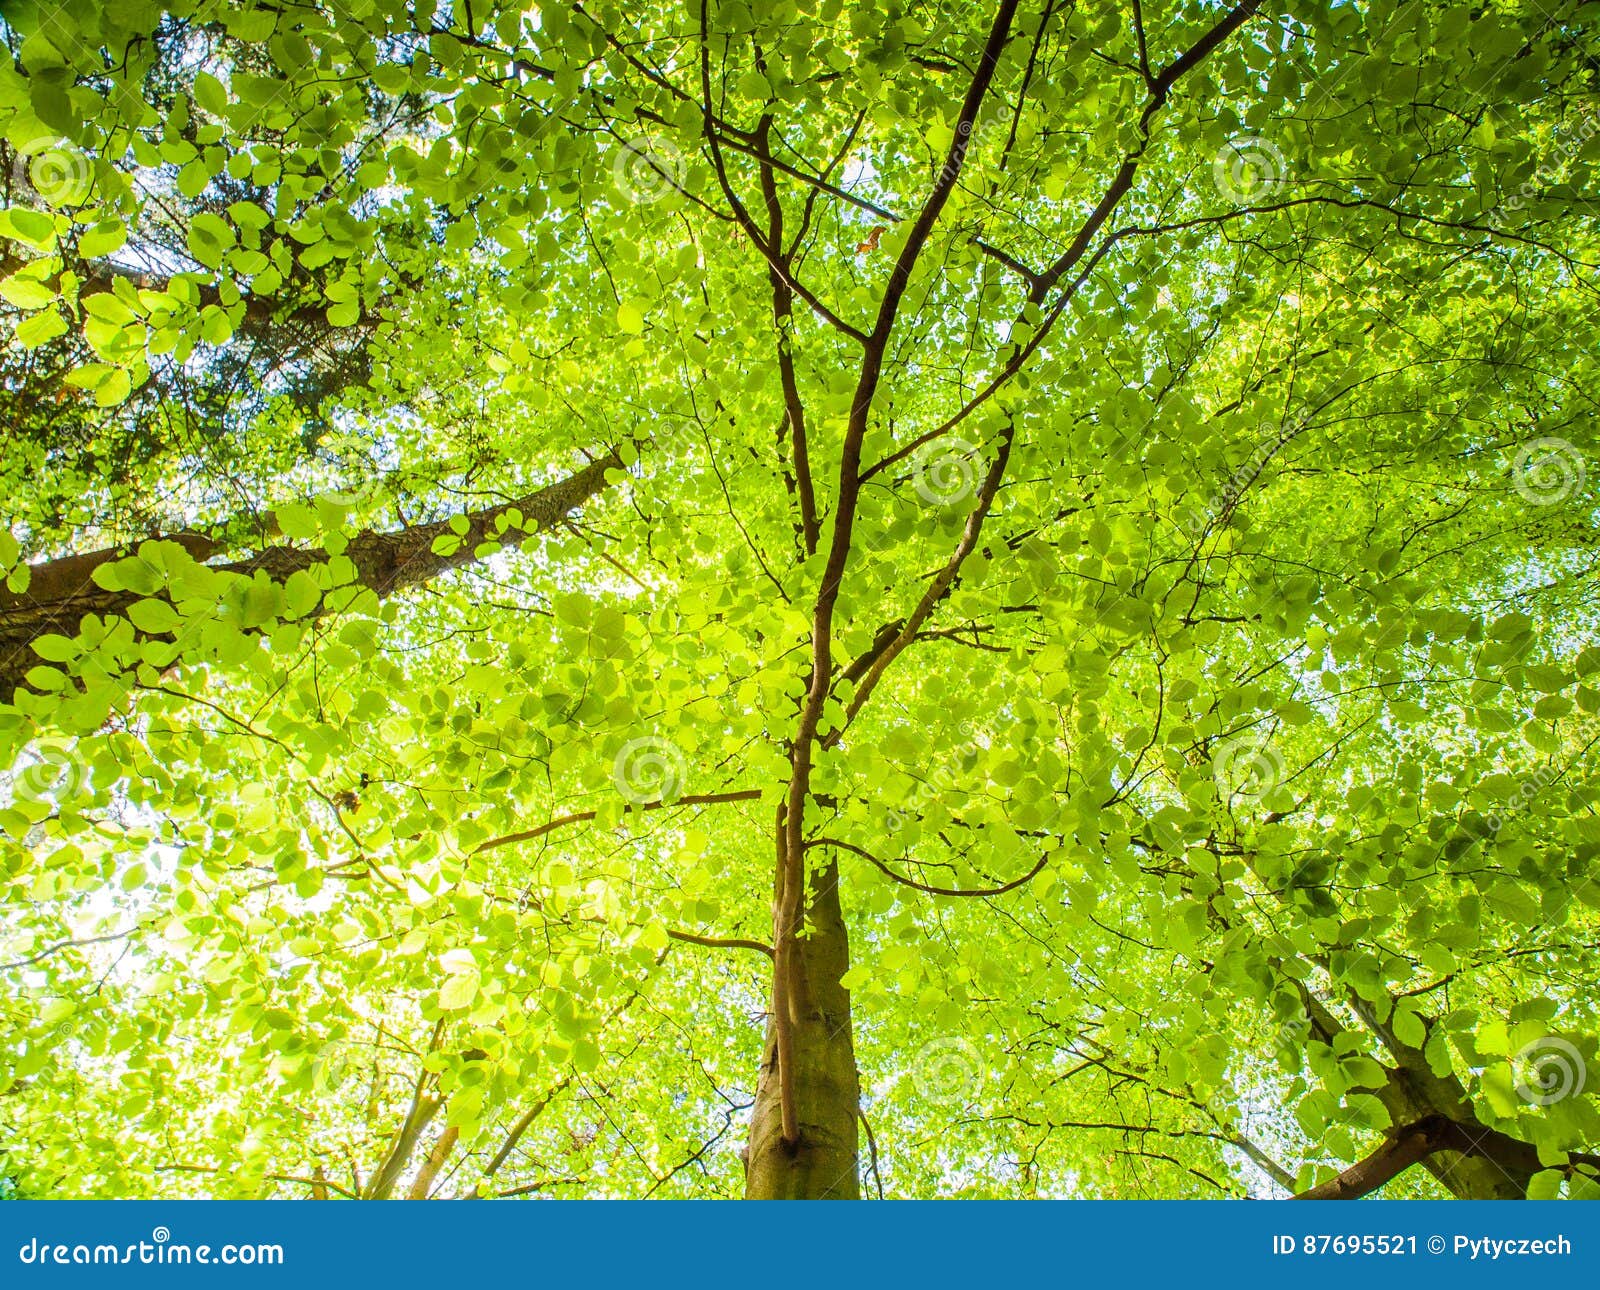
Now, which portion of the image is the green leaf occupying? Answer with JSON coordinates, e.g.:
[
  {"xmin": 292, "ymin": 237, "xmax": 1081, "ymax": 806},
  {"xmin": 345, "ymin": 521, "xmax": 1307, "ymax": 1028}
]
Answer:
[
  {"xmin": 284, "ymin": 569, "xmax": 322, "ymax": 618},
  {"xmin": 1391, "ymin": 1006, "xmax": 1427, "ymax": 1049},
  {"xmin": 31, "ymin": 634, "xmax": 78, "ymax": 663},
  {"xmin": 15, "ymin": 310, "xmax": 67, "ymax": 347},
  {"xmin": 93, "ymin": 367, "xmax": 133, "ymax": 407},
  {"xmin": 0, "ymin": 206, "xmax": 57, "ymax": 248},
  {"xmin": 193, "ymin": 71, "xmax": 229, "ymax": 116},
  {"xmin": 1483, "ymin": 878, "xmax": 1541, "ymax": 927},
  {"xmin": 29, "ymin": 79, "xmax": 76, "ymax": 133},
  {"xmin": 0, "ymin": 274, "xmax": 55, "ymax": 309},
  {"xmin": 127, "ymin": 598, "xmax": 179, "ymax": 634},
  {"xmin": 439, "ymin": 973, "xmax": 479, "ymax": 1011},
  {"xmin": 1526, "ymin": 1169, "xmax": 1563, "ymax": 1200}
]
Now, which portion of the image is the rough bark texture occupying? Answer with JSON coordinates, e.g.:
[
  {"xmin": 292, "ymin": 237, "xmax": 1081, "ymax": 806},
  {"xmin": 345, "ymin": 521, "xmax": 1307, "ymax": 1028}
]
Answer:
[{"xmin": 744, "ymin": 860, "xmax": 860, "ymax": 1199}]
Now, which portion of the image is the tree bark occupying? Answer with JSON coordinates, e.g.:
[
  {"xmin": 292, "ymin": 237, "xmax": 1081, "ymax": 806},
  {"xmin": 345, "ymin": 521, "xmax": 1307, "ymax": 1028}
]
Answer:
[
  {"xmin": 1291, "ymin": 1113, "xmax": 1600, "ymax": 1200},
  {"xmin": 0, "ymin": 451, "xmax": 621, "ymax": 705},
  {"xmin": 366, "ymin": 1093, "xmax": 441, "ymax": 1200},
  {"xmin": 406, "ymin": 1124, "xmax": 459, "ymax": 1199},
  {"xmin": 1300, "ymin": 992, "xmax": 1533, "ymax": 1199},
  {"xmin": 744, "ymin": 859, "xmax": 860, "ymax": 1199},
  {"xmin": 1290, "ymin": 1115, "xmax": 1461, "ymax": 1200}
]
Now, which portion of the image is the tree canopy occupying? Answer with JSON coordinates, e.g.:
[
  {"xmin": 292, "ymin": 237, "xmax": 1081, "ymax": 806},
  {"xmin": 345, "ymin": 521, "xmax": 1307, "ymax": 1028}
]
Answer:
[{"xmin": 2, "ymin": 0, "xmax": 1599, "ymax": 1201}]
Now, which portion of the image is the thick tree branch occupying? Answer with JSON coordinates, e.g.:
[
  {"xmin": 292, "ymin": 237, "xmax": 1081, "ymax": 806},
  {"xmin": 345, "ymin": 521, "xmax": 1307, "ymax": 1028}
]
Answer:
[
  {"xmin": 755, "ymin": 117, "xmax": 821, "ymax": 554},
  {"xmin": 365, "ymin": 1020, "xmax": 445, "ymax": 1200},
  {"xmin": 467, "ymin": 1078, "xmax": 575, "ymax": 1195},
  {"xmin": 869, "ymin": 0, "xmax": 1021, "ymax": 347},
  {"xmin": 830, "ymin": 418, "xmax": 1015, "ymax": 737},
  {"xmin": 696, "ymin": 2, "xmax": 868, "ymax": 343},
  {"xmin": 1290, "ymin": 1115, "xmax": 1461, "ymax": 1200},
  {"xmin": 770, "ymin": 0, "xmax": 1021, "ymax": 1151},
  {"xmin": 861, "ymin": 0, "xmax": 1263, "ymax": 483},
  {"xmin": 1291, "ymin": 1114, "xmax": 1600, "ymax": 1200},
  {"xmin": 666, "ymin": 929, "xmax": 776, "ymax": 957},
  {"xmin": 0, "ymin": 452, "xmax": 623, "ymax": 705}
]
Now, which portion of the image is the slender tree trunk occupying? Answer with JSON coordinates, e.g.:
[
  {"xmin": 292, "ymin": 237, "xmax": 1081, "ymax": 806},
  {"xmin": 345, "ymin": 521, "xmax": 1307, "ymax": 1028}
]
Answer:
[{"xmin": 744, "ymin": 859, "xmax": 860, "ymax": 1198}]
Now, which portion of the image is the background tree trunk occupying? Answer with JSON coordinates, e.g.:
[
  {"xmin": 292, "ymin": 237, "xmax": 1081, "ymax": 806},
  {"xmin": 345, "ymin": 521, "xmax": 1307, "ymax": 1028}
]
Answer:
[{"xmin": 744, "ymin": 861, "xmax": 860, "ymax": 1199}]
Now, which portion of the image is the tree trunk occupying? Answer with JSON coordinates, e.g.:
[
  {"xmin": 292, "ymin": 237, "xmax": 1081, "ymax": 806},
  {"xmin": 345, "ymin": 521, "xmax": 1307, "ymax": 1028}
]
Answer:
[{"xmin": 744, "ymin": 860, "xmax": 860, "ymax": 1199}]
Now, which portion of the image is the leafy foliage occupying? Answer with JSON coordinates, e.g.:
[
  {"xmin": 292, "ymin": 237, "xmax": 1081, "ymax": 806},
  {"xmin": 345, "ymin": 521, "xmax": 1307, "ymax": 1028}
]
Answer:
[{"xmin": 2, "ymin": 0, "xmax": 1599, "ymax": 1199}]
